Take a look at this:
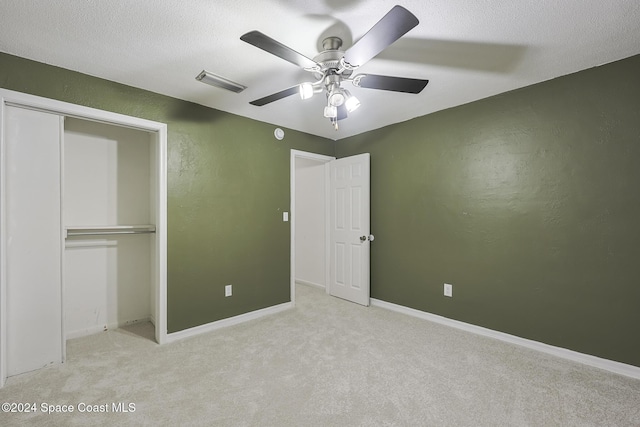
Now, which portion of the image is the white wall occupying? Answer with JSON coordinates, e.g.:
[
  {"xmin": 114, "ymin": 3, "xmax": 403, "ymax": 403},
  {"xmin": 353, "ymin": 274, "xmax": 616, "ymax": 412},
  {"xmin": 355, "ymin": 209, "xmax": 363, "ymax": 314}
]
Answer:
[
  {"xmin": 63, "ymin": 118, "xmax": 153, "ymax": 338},
  {"xmin": 295, "ymin": 157, "xmax": 326, "ymax": 287}
]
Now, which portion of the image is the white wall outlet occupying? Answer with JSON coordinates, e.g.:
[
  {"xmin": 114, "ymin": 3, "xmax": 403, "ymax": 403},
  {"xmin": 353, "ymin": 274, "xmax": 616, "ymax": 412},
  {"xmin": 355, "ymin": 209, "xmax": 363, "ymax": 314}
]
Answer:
[
  {"xmin": 225, "ymin": 284, "xmax": 232, "ymax": 297},
  {"xmin": 444, "ymin": 283, "xmax": 453, "ymax": 297}
]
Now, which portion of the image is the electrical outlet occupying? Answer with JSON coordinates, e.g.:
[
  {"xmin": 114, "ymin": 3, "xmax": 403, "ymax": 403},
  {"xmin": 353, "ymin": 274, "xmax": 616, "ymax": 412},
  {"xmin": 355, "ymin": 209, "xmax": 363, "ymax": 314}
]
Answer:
[
  {"xmin": 444, "ymin": 283, "xmax": 453, "ymax": 297},
  {"xmin": 225, "ymin": 284, "xmax": 232, "ymax": 297}
]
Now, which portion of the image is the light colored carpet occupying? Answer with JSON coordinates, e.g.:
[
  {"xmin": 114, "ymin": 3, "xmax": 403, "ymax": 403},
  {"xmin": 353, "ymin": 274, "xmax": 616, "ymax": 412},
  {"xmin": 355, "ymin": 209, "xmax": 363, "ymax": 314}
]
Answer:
[{"xmin": 1, "ymin": 283, "xmax": 639, "ymax": 426}]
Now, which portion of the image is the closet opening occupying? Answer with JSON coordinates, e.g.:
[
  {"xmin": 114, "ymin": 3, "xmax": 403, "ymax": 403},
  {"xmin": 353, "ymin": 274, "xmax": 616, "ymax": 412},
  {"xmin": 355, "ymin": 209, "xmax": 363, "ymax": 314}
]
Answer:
[
  {"xmin": 63, "ymin": 117, "xmax": 158, "ymax": 342},
  {"xmin": 1, "ymin": 88, "xmax": 168, "ymax": 388}
]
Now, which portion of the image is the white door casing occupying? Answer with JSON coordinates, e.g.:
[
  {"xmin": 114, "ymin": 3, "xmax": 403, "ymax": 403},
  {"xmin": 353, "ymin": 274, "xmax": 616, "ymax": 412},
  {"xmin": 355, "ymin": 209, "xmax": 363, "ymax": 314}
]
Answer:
[
  {"xmin": 289, "ymin": 149, "xmax": 335, "ymax": 303},
  {"xmin": 329, "ymin": 153, "xmax": 371, "ymax": 306}
]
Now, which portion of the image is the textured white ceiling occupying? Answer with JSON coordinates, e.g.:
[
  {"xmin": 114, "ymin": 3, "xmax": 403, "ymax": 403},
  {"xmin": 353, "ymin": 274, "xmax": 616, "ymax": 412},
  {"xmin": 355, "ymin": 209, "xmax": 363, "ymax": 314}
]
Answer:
[{"xmin": 1, "ymin": 0, "xmax": 639, "ymax": 140}]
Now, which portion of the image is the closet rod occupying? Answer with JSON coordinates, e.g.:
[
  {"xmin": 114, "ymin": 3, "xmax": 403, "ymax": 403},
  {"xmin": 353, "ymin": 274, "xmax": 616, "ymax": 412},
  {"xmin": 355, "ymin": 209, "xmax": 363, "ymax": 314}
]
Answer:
[
  {"xmin": 65, "ymin": 225, "xmax": 156, "ymax": 238},
  {"xmin": 66, "ymin": 229, "xmax": 156, "ymax": 237}
]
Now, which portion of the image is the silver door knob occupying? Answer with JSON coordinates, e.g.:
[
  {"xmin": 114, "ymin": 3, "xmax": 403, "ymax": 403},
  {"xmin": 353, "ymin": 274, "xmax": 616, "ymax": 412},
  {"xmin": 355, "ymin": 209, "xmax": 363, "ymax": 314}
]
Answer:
[
  {"xmin": 360, "ymin": 235, "xmax": 375, "ymax": 242},
  {"xmin": 360, "ymin": 236, "xmax": 367, "ymax": 241}
]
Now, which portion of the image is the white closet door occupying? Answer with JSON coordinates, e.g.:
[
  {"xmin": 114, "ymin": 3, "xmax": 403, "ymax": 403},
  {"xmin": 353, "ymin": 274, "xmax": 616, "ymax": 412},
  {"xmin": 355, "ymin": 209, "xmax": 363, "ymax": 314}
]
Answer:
[{"xmin": 5, "ymin": 106, "xmax": 63, "ymax": 376}]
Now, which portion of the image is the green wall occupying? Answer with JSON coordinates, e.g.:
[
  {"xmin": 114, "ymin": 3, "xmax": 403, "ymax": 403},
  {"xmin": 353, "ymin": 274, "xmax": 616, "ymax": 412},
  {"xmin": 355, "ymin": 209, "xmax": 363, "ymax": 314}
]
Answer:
[
  {"xmin": 3, "ymin": 50, "xmax": 639, "ymax": 367},
  {"xmin": 336, "ymin": 54, "xmax": 640, "ymax": 367},
  {"xmin": 0, "ymin": 52, "xmax": 333, "ymax": 333}
]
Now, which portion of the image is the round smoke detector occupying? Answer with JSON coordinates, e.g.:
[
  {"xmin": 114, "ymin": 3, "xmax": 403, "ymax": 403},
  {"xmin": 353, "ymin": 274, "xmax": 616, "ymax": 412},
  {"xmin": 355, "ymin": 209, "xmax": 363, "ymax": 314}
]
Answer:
[{"xmin": 274, "ymin": 128, "xmax": 285, "ymax": 140}]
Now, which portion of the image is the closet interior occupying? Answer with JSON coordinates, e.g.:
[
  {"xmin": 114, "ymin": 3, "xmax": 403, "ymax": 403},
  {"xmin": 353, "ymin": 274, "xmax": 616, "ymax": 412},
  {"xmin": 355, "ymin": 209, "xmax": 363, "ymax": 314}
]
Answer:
[{"xmin": 63, "ymin": 117, "xmax": 157, "ymax": 339}]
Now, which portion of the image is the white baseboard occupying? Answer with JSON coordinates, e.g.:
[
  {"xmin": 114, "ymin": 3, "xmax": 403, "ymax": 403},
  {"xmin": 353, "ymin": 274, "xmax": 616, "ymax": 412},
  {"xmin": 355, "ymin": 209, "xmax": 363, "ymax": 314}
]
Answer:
[
  {"xmin": 66, "ymin": 317, "xmax": 152, "ymax": 340},
  {"xmin": 371, "ymin": 298, "xmax": 640, "ymax": 380},
  {"xmin": 165, "ymin": 302, "xmax": 293, "ymax": 344},
  {"xmin": 295, "ymin": 279, "xmax": 325, "ymax": 289}
]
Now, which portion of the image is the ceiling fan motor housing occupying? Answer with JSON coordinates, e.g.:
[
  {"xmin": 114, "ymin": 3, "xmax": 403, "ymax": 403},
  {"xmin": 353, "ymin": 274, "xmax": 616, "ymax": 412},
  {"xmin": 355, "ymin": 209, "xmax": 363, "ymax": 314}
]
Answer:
[
  {"xmin": 311, "ymin": 37, "xmax": 353, "ymax": 79},
  {"xmin": 322, "ymin": 36, "xmax": 342, "ymax": 50}
]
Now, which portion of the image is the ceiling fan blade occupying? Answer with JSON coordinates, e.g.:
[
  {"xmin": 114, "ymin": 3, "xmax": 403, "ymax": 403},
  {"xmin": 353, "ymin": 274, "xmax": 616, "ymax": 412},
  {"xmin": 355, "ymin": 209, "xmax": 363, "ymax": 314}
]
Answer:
[
  {"xmin": 249, "ymin": 86, "xmax": 299, "ymax": 106},
  {"xmin": 337, "ymin": 104, "xmax": 348, "ymax": 121},
  {"xmin": 354, "ymin": 74, "xmax": 429, "ymax": 94},
  {"xmin": 241, "ymin": 31, "xmax": 319, "ymax": 69},
  {"xmin": 342, "ymin": 6, "xmax": 419, "ymax": 68}
]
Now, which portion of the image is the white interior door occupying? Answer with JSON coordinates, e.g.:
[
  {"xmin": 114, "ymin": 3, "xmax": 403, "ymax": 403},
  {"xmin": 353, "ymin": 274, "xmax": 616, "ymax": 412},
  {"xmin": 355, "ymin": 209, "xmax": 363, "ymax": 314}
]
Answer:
[
  {"xmin": 4, "ymin": 106, "xmax": 63, "ymax": 376},
  {"xmin": 329, "ymin": 153, "xmax": 371, "ymax": 306}
]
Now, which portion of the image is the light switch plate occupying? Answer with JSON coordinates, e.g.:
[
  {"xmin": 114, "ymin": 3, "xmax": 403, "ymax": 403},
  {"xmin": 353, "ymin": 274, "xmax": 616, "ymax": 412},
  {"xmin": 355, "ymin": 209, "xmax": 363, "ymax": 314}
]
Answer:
[
  {"xmin": 225, "ymin": 284, "xmax": 232, "ymax": 297},
  {"xmin": 444, "ymin": 283, "xmax": 453, "ymax": 297},
  {"xmin": 283, "ymin": 212, "xmax": 289, "ymax": 222}
]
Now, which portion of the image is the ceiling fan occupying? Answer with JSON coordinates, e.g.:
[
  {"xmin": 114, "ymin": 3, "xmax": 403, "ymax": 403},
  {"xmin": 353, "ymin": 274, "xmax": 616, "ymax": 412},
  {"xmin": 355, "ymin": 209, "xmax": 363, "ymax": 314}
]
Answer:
[{"xmin": 240, "ymin": 5, "xmax": 429, "ymax": 130}]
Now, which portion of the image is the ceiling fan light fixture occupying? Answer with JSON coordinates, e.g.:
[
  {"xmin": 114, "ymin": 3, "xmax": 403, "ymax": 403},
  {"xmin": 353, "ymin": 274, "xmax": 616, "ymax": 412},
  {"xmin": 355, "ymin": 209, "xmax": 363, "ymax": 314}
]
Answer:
[
  {"xmin": 196, "ymin": 70, "xmax": 246, "ymax": 93},
  {"xmin": 323, "ymin": 105, "xmax": 338, "ymax": 118},
  {"xmin": 299, "ymin": 82, "xmax": 315, "ymax": 100},
  {"xmin": 344, "ymin": 90, "xmax": 361, "ymax": 113},
  {"xmin": 328, "ymin": 90, "xmax": 345, "ymax": 107}
]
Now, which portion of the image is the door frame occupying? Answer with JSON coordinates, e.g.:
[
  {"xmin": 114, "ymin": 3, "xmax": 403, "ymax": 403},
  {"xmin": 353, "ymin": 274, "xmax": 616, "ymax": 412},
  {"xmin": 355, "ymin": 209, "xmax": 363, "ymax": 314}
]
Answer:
[
  {"xmin": 290, "ymin": 149, "xmax": 335, "ymax": 304},
  {"xmin": 0, "ymin": 89, "xmax": 168, "ymax": 387}
]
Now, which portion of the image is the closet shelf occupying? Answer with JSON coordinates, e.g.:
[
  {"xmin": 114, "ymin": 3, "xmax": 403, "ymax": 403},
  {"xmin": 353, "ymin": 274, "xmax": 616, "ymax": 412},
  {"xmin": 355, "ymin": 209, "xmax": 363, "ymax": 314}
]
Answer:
[{"xmin": 65, "ymin": 225, "xmax": 156, "ymax": 238}]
